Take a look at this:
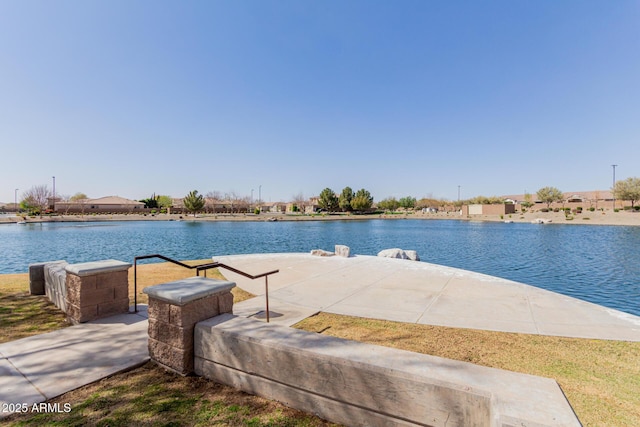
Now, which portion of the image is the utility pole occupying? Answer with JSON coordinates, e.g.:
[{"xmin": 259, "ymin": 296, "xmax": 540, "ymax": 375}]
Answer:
[
  {"xmin": 52, "ymin": 176, "xmax": 56, "ymax": 212},
  {"xmin": 612, "ymin": 164, "xmax": 617, "ymax": 210},
  {"xmin": 15, "ymin": 188, "xmax": 18, "ymax": 213}
]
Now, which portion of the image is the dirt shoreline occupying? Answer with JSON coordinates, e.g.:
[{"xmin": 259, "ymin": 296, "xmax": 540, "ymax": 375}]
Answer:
[{"xmin": 1, "ymin": 209, "xmax": 639, "ymax": 226}]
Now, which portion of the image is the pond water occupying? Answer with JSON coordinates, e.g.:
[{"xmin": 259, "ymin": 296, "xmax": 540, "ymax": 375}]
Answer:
[{"xmin": 1, "ymin": 219, "xmax": 638, "ymax": 316}]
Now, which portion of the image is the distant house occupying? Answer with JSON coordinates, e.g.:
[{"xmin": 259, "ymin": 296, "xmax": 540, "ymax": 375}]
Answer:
[
  {"xmin": 56, "ymin": 196, "xmax": 145, "ymax": 213},
  {"xmin": 264, "ymin": 202, "xmax": 287, "ymax": 213},
  {"xmin": 501, "ymin": 190, "xmax": 617, "ymax": 209}
]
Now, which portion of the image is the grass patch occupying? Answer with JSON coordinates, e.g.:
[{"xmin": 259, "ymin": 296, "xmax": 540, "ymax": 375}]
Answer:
[
  {"xmin": 4, "ymin": 362, "xmax": 338, "ymax": 427},
  {"xmin": 293, "ymin": 313, "xmax": 640, "ymax": 426},
  {"xmin": 0, "ymin": 274, "xmax": 69, "ymax": 343}
]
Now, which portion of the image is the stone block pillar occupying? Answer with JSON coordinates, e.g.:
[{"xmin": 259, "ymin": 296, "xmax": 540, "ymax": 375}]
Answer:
[
  {"xmin": 64, "ymin": 260, "xmax": 132, "ymax": 324},
  {"xmin": 28, "ymin": 262, "xmax": 47, "ymax": 295},
  {"xmin": 143, "ymin": 276, "xmax": 236, "ymax": 375}
]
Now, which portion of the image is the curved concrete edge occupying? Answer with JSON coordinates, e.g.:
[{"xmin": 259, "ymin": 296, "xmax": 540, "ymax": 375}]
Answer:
[{"xmin": 215, "ymin": 252, "xmax": 640, "ymax": 341}]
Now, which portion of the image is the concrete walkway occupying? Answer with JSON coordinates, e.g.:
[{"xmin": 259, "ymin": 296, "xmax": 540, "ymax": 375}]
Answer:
[
  {"xmin": 2, "ymin": 252, "xmax": 640, "ymax": 419},
  {"xmin": 0, "ymin": 309, "xmax": 149, "ymax": 419},
  {"xmin": 221, "ymin": 253, "xmax": 640, "ymax": 341}
]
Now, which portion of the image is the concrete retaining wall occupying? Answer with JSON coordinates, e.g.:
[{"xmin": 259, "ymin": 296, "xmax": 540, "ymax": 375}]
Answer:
[
  {"xmin": 195, "ymin": 314, "xmax": 580, "ymax": 427},
  {"xmin": 463, "ymin": 204, "xmax": 517, "ymax": 216},
  {"xmin": 44, "ymin": 261, "xmax": 69, "ymax": 312},
  {"xmin": 29, "ymin": 261, "xmax": 69, "ymax": 311}
]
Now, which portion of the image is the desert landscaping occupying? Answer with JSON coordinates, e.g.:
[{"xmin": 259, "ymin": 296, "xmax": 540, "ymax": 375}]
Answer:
[{"xmin": 1, "ymin": 207, "xmax": 640, "ymax": 227}]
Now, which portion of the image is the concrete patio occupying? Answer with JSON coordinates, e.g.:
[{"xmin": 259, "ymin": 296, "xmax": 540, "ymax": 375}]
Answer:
[{"xmin": 222, "ymin": 253, "xmax": 640, "ymax": 340}]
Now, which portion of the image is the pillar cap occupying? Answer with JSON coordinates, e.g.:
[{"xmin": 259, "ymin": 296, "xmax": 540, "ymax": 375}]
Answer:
[
  {"xmin": 65, "ymin": 259, "xmax": 132, "ymax": 276},
  {"xmin": 143, "ymin": 277, "xmax": 236, "ymax": 305}
]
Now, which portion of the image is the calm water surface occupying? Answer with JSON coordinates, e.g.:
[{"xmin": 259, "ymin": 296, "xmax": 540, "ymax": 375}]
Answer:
[{"xmin": 1, "ymin": 219, "xmax": 638, "ymax": 316}]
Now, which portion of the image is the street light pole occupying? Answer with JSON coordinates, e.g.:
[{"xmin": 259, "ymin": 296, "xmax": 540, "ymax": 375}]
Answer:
[
  {"xmin": 258, "ymin": 185, "xmax": 262, "ymax": 212},
  {"xmin": 612, "ymin": 164, "xmax": 617, "ymax": 210},
  {"xmin": 457, "ymin": 185, "xmax": 461, "ymax": 203},
  {"xmin": 52, "ymin": 176, "xmax": 56, "ymax": 212},
  {"xmin": 15, "ymin": 188, "xmax": 18, "ymax": 214}
]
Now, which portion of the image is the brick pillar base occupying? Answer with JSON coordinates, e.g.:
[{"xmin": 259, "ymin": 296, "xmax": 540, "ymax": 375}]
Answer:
[
  {"xmin": 144, "ymin": 277, "xmax": 235, "ymax": 375},
  {"xmin": 64, "ymin": 260, "xmax": 131, "ymax": 324}
]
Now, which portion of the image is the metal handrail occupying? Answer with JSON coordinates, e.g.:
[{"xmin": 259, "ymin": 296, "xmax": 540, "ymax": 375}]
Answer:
[{"xmin": 133, "ymin": 254, "xmax": 279, "ymax": 321}]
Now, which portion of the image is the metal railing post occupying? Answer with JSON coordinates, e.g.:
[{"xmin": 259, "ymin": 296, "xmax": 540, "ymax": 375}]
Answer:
[
  {"xmin": 265, "ymin": 275, "xmax": 270, "ymax": 323},
  {"xmin": 134, "ymin": 260, "xmax": 138, "ymax": 313}
]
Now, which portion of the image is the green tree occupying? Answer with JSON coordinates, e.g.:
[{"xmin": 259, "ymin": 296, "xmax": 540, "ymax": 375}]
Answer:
[
  {"xmin": 351, "ymin": 188, "xmax": 373, "ymax": 212},
  {"xmin": 140, "ymin": 196, "xmax": 159, "ymax": 209},
  {"xmin": 318, "ymin": 188, "xmax": 339, "ymax": 212},
  {"xmin": 183, "ymin": 190, "xmax": 205, "ymax": 216},
  {"xmin": 398, "ymin": 196, "xmax": 417, "ymax": 209},
  {"xmin": 521, "ymin": 192, "xmax": 533, "ymax": 208},
  {"xmin": 157, "ymin": 195, "xmax": 173, "ymax": 208},
  {"xmin": 339, "ymin": 187, "xmax": 354, "ymax": 212},
  {"xmin": 378, "ymin": 197, "xmax": 399, "ymax": 211},
  {"xmin": 613, "ymin": 177, "xmax": 640, "ymax": 208},
  {"xmin": 536, "ymin": 186, "xmax": 564, "ymax": 208}
]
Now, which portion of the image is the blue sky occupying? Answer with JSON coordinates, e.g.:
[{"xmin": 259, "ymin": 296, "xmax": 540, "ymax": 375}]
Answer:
[{"xmin": 1, "ymin": 1, "xmax": 638, "ymax": 203}]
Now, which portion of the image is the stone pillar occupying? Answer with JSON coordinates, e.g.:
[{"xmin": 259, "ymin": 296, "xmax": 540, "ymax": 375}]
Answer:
[
  {"xmin": 64, "ymin": 260, "xmax": 132, "ymax": 324},
  {"xmin": 143, "ymin": 276, "xmax": 236, "ymax": 375}
]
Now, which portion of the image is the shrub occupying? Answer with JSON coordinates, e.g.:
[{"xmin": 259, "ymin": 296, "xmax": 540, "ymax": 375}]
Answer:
[
  {"xmin": 541, "ymin": 208, "xmax": 549, "ymax": 212},
  {"xmin": 589, "ymin": 207, "xmax": 595, "ymax": 212},
  {"xmin": 614, "ymin": 209, "xmax": 620, "ymax": 212}
]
